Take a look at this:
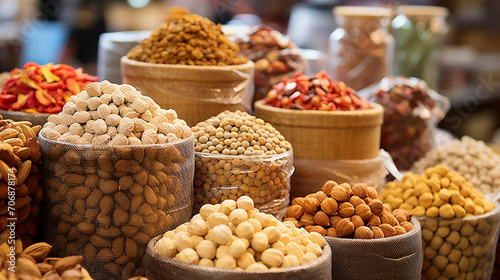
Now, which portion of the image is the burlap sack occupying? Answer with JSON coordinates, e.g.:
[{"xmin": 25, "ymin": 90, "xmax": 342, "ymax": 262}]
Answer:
[
  {"xmin": 145, "ymin": 235, "xmax": 332, "ymax": 280},
  {"xmin": 291, "ymin": 157, "xmax": 387, "ymax": 198},
  {"xmin": 193, "ymin": 150, "xmax": 294, "ymax": 219},
  {"xmin": 327, "ymin": 217, "xmax": 423, "ymax": 280},
  {"xmin": 39, "ymin": 135, "xmax": 195, "ymax": 280},
  {"xmin": 121, "ymin": 57, "xmax": 255, "ymax": 126},
  {"xmin": 417, "ymin": 201, "xmax": 500, "ymax": 280}
]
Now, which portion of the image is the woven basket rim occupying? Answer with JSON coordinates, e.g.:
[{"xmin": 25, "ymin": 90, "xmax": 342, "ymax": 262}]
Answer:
[{"xmin": 121, "ymin": 56, "xmax": 254, "ymax": 71}]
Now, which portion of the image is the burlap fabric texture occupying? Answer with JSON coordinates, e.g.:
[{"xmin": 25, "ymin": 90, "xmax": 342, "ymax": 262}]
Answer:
[
  {"xmin": 39, "ymin": 135, "xmax": 195, "ymax": 280},
  {"xmin": 145, "ymin": 235, "xmax": 332, "ymax": 280}
]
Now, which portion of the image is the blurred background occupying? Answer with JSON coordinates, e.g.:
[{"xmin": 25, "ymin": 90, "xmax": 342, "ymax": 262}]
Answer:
[{"xmin": 0, "ymin": 0, "xmax": 499, "ymax": 144}]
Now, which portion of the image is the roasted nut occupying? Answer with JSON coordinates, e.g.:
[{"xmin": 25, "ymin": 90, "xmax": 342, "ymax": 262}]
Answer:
[{"xmin": 354, "ymin": 226, "xmax": 373, "ymax": 239}]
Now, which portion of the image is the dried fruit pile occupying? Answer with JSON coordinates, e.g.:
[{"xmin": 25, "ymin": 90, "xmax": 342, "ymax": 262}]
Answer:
[
  {"xmin": 0, "ymin": 116, "xmax": 42, "ymax": 247},
  {"xmin": 264, "ymin": 71, "xmax": 371, "ymax": 111},
  {"xmin": 127, "ymin": 14, "xmax": 247, "ymax": 66},
  {"xmin": 155, "ymin": 196, "xmax": 326, "ymax": 270},
  {"xmin": 232, "ymin": 25, "xmax": 305, "ymax": 102},
  {"xmin": 0, "ymin": 242, "xmax": 94, "ymax": 279},
  {"xmin": 381, "ymin": 165, "xmax": 499, "ymax": 279},
  {"xmin": 192, "ymin": 111, "xmax": 293, "ymax": 215},
  {"xmin": 0, "ymin": 63, "xmax": 98, "ymax": 114},
  {"xmin": 412, "ymin": 136, "xmax": 500, "ymax": 195},
  {"xmin": 40, "ymin": 81, "xmax": 192, "ymax": 145},
  {"xmin": 284, "ymin": 180, "xmax": 414, "ymax": 239}
]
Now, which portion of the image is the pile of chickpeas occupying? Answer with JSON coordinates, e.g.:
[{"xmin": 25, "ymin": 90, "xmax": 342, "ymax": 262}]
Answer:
[{"xmin": 192, "ymin": 111, "xmax": 293, "ymax": 217}]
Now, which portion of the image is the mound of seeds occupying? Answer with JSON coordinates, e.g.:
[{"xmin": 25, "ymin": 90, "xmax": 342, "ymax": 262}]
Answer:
[
  {"xmin": 40, "ymin": 81, "xmax": 192, "ymax": 145},
  {"xmin": 192, "ymin": 110, "xmax": 292, "ymax": 156},
  {"xmin": 127, "ymin": 14, "xmax": 247, "ymax": 66}
]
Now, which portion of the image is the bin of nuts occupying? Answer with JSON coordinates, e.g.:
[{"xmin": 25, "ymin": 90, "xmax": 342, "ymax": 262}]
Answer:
[
  {"xmin": 412, "ymin": 136, "xmax": 500, "ymax": 195},
  {"xmin": 145, "ymin": 196, "xmax": 332, "ymax": 280},
  {"xmin": 359, "ymin": 76, "xmax": 450, "ymax": 170},
  {"xmin": 230, "ymin": 25, "xmax": 306, "ymax": 104},
  {"xmin": 122, "ymin": 14, "xmax": 254, "ymax": 126},
  {"xmin": 192, "ymin": 111, "xmax": 293, "ymax": 219},
  {"xmin": 38, "ymin": 81, "xmax": 195, "ymax": 280},
  {"xmin": 283, "ymin": 180, "xmax": 422, "ymax": 279},
  {"xmin": 0, "ymin": 116, "xmax": 42, "ymax": 248},
  {"xmin": 380, "ymin": 164, "xmax": 500, "ymax": 280}
]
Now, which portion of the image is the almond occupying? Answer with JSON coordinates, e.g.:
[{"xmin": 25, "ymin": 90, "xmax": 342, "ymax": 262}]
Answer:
[
  {"xmin": 367, "ymin": 214, "xmax": 381, "ymax": 226},
  {"xmin": 16, "ymin": 254, "xmax": 41, "ymax": 278},
  {"xmin": 339, "ymin": 183, "xmax": 353, "ymax": 196},
  {"xmin": 367, "ymin": 187, "xmax": 378, "ymax": 199},
  {"xmin": 23, "ymin": 242, "xmax": 52, "ymax": 262},
  {"xmin": 54, "ymin": 255, "xmax": 84, "ymax": 274},
  {"xmin": 313, "ymin": 211, "xmax": 330, "ymax": 227},
  {"xmin": 335, "ymin": 218, "xmax": 354, "ymax": 237},
  {"xmin": 321, "ymin": 180, "xmax": 337, "ymax": 195},
  {"xmin": 307, "ymin": 225, "xmax": 326, "ymax": 236},
  {"xmin": 380, "ymin": 212, "xmax": 398, "ymax": 226},
  {"xmin": 326, "ymin": 228, "xmax": 338, "ymax": 237},
  {"xmin": 330, "ymin": 216, "xmax": 342, "ymax": 228},
  {"xmin": 338, "ymin": 202, "xmax": 355, "ymax": 218},
  {"xmin": 394, "ymin": 225, "xmax": 406, "ymax": 235},
  {"xmin": 285, "ymin": 205, "xmax": 304, "ymax": 220},
  {"xmin": 370, "ymin": 226, "xmax": 384, "ymax": 239},
  {"xmin": 352, "ymin": 183, "xmax": 369, "ymax": 198},
  {"xmin": 400, "ymin": 221, "xmax": 414, "ymax": 233},
  {"xmin": 349, "ymin": 196, "xmax": 365, "ymax": 207},
  {"xmin": 283, "ymin": 218, "xmax": 301, "ymax": 228},
  {"xmin": 355, "ymin": 204, "xmax": 372, "ymax": 220},
  {"xmin": 303, "ymin": 197, "xmax": 320, "ymax": 214},
  {"xmin": 354, "ymin": 226, "xmax": 373, "ymax": 239},
  {"xmin": 350, "ymin": 215, "xmax": 364, "ymax": 229},
  {"xmin": 314, "ymin": 191, "xmax": 327, "ymax": 203},
  {"xmin": 368, "ymin": 199, "xmax": 384, "ymax": 215},
  {"xmin": 300, "ymin": 213, "xmax": 315, "ymax": 226},
  {"xmin": 330, "ymin": 186, "xmax": 350, "ymax": 203},
  {"xmin": 291, "ymin": 197, "xmax": 305, "ymax": 207},
  {"xmin": 379, "ymin": 224, "xmax": 396, "ymax": 238}
]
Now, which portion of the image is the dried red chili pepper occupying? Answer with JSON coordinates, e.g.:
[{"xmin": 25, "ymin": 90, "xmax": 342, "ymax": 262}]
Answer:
[
  {"xmin": 264, "ymin": 71, "xmax": 371, "ymax": 111},
  {"xmin": 0, "ymin": 62, "xmax": 98, "ymax": 113}
]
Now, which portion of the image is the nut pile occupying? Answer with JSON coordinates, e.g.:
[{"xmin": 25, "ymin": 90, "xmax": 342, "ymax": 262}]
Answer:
[
  {"xmin": 0, "ymin": 242, "xmax": 95, "ymax": 279},
  {"xmin": 155, "ymin": 196, "xmax": 326, "ymax": 270},
  {"xmin": 264, "ymin": 71, "xmax": 371, "ymax": 111},
  {"xmin": 381, "ymin": 165, "xmax": 499, "ymax": 280},
  {"xmin": 127, "ymin": 14, "xmax": 247, "ymax": 66},
  {"xmin": 0, "ymin": 116, "xmax": 42, "ymax": 248},
  {"xmin": 381, "ymin": 164, "xmax": 495, "ymax": 218},
  {"xmin": 284, "ymin": 180, "xmax": 414, "ymax": 238},
  {"xmin": 412, "ymin": 136, "xmax": 500, "ymax": 194},
  {"xmin": 372, "ymin": 76, "xmax": 441, "ymax": 170},
  {"xmin": 40, "ymin": 86, "xmax": 194, "ymax": 279},
  {"xmin": 232, "ymin": 25, "xmax": 305, "ymax": 103},
  {"xmin": 192, "ymin": 111, "xmax": 293, "ymax": 215},
  {"xmin": 39, "ymin": 81, "xmax": 192, "ymax": 145}
]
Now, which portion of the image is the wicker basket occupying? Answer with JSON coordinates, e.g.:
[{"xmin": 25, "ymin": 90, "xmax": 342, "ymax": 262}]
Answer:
[
  {"xmin": 0, "ymin": 110, "xmax": 50, "ymax": 126},
  {"xmin": 254, "ymin": 100, "xmax": 384, "ymax": 160},
  {"xmin": 121, "ymin": 57, "xmax": 254, "ymax": 126}
]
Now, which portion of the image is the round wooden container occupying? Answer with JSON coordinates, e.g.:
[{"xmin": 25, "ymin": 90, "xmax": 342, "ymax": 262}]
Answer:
[{"xmin": 121, "ymin": 57, "xmax": 254, "ymax": 126}]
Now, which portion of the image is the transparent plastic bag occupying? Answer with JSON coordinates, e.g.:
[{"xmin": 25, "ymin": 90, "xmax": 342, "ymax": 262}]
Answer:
[
  {"xmin": 416, "ymin": 201, "xmax": 500, "ymax": 280},
  {"xmin": 359, "ymin": 76, "xmax": 450, "ymax": 170},
  {"xmin": 193, "ymin": 150, "xmax": 294, "ymax": 219},
  {"xmin": 291, "ymin": 157, "xmax": 387, "ymax": 198},
  {"xmin": 121, "ymin": 57, "xmax": 254, "ymax": 126},
  {"xmin": 145, "ymin": 235, "xmax": 332, "ymax": 280},
  {"xmin": 39, "ymin": 135, "xmax": 195, "ymax": 280},
  {"xmin": 230, "ymin": 25, "xmax": 306, "ymax": 103},
  {"xmin": 326, "ymin": 217, "xmax": 422, "ymax": 280}
]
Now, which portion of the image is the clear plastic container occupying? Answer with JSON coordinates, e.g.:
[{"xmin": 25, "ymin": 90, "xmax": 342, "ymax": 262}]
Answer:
[
  {"xmin": 392, "ymin": 5, "xmax": 448, "ymax": 89},
  {"xmin": 329, "ymin": 6, "xmax": 394, "ymax": 90}
]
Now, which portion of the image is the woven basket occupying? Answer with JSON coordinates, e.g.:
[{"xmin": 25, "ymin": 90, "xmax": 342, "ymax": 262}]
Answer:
[
  {"xmin": 254, "ymin": 100, "xmax": 384, "ymax": 160},
  {"xmin": 0, "ymin": 110, "xmax": 50, "ymax": 126},
  {"xmin": 145, "ymin": 235, "xmax": 332, "ymax": 280},
  {"xmin": 121, "ymin": 57, "xmax": 254, "ymax": 126}
]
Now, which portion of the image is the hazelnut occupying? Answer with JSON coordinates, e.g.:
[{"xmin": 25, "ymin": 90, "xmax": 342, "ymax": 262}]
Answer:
[
  {"xmin": 367, "ymin": 214, "xmax": 381, "ymax": 226},
  {"xmin": 330, "ymin": 216, "xmax": 342, "ymax": 228},
  {"xmin": 335, "ymin": 218, "xmax": 355, "ymax": 237},
  {"xmin": 321, "ymin": 180, "xmax": 337, "ymax": 195},
  {"xmin": 188, "ymin": 218, "xmax": 208, "ymax": 236},
  {"xmin": 354, "ymin": 226, "xmax": 373, "ymax": 239},
  {"xmin": 228, "ymin": 239, "xmax": 248, "ymax": 258},
  {"xmin": 291, "ymin": 197, "xmax": 305, "ymax": 207},
  {"xmin": 155, "ymin": 237, "xmax": 177, "ymax": 258},
  {"xmin": 212, "ymin": 225, "xmax": 232, "ymax": 245},
  {"xmin": 220, "ymin": 199, "xmax": 237, "ymax": 215},
  {"xmin": 368, "ymin": 199, "xmax": 384, "ymax": 215},
  {"xmin": 352, "ymin": 183, "xmax": 369, "ymax": 198},
  {"xmin": 236, "ymin": 252, "xmax": 255, "ymax": 269},
  {"xmin": 320, "ymin": 198, "xmax": 338, "ymax": 216},
  {"xmin": 363, "ymin": 197, "xmax": 373, "ymax": 204},
  {"xmin": 330, "ymin": 186, "xmax": 350, "ymax": 202},
  {"xmin": 261, "ymin": 248, "xmax": 284, "ymax": 267},
  {"xmin": 235, "ymin": 221, "xmax": 255, "ymax": 239},
  {"xmin": 339, "ymin": 183, "xmax": 353, "ymax": 196},
  {"xmin": 199, "ymin": 204, "xmax": 218, "ymax": 220},
  {"xmin": 229, "ymin": 209, "xmax": 248, "ymax": 226},
  {"xmin": 282, "ymin": 218, "xmax": 300, "ymax": 228},
  {"xmin": 370, "ymin": 226, "xmax": 384, "ymax": 239},
  {"xmin": 300, "ymin": 213, "xmax": 315, "ymax": 226},
  {"xmin": 251, "ymin": 232, "xmax": 269, "ymax": 252},
  {"xmin": 307, "ymin": 232, "xmax": 326, "ymax": 247},
  {"xmin": 285, "ymin": 205, "xmax": 304, "ymax": 220},
  {"xmin": 236, "ymin": 196, "xmax": 254, "ymax": 211},
  {"xmin": 378, "ymin": 224, "xmax": 396, "ymax": 237},
  {"xmin": 349, "ymin": 196, "xmax": 366, "ymax": 207},
  {"xmin": 281, "ymin": 255, "xmax": 300, "ymax": 268},
  {"xmin": 196, "ymin": 240, "xmax": 216, "ymax": 259},
  {"xmin": 338, "ymin": 202, "xmax": 355, "ymax": 218},
  {"xmin": 313, "ymin": 211, "xmax": 330, "ymax": 227},
  {"xmin": 305, "ymin": 243, "xmax": 323, "ymax": 257},
  {"xmin": 262, "ymin": 226, "xmax": 280, "ymax": 243},
  {"xmin": 300, "ymin": 252, "xmax": 318, "ymax": 265},
  {"xmin": 199, "ymin": 258, "xmax": 214, "ymax": 267},
  {"xmin": 175, "ymin": 248, "xmax": 199, "ymax": 265},
  {"xmin": 285, "ymin": 241, "xmax": 304, "ymax": 259},
  {"xmin": 303, "ymin": 197, "xmax": 320, "ymax": 214},
  {"xmin": 350, "ymin": 215, "xmax": 364, "ymax": 229},
  {"xmin": 215, "ymin": 255, "xmax": 236, "ymax": 269},
  {"xmin": 314, "ymin": 191, "xmax": 328, "ymax": 203},
  {"xmin": 206, "ymin": 212, "xmax": 229, "ymax": 228},
  {"xmin": 246, "ymin": 262, "xmax": 268, "ymax": 271},
  {"xmin": 355, "ymin": 204, "xmax": 372, "ymax": 220}
]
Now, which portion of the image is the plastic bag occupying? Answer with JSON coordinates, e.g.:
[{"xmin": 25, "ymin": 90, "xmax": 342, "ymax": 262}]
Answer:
[
  {"xmin": 39, "ymin": 135, "xmax": 195, "ymax": 280},
  {"xmin": 291, "ymin": 157, "xmax": 387, "ymax": 198},
  {"xmin": 359, "ymin": 76, "xmax": 450, "ymax": 170},
  {"xmin": 97, "ymin": 31, "xmax": 151, "ymax": 84},
  {"xmin": 193, "ymin": 150, "xmax": 294, "ymax": 219},
  {"xmin": 230, "ymin": 25, "xmax": 306, "ymax": 103},
  {"xmin": 416, "ymin": 201, "xmax": 500, "ymax": 280},
  {"xmin": 145, "ymin": 235, "xmax": 332, "ymax": 280},
  {"xmin": 121, "ymin": 57, "xmax": 254, "ymax": 126},
  {"xmin": 326, "ymin": 217, "xmax": 422, "ymax": 280}
]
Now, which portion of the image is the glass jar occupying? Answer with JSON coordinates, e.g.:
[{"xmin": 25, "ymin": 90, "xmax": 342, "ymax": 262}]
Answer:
[
  {"xmin": 392, "ymin": 5, "xmax": 448, "ymax": 89},
  {"xmin": 329, "ymin": 6, "xmax": 394, "ymax": 90}
]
